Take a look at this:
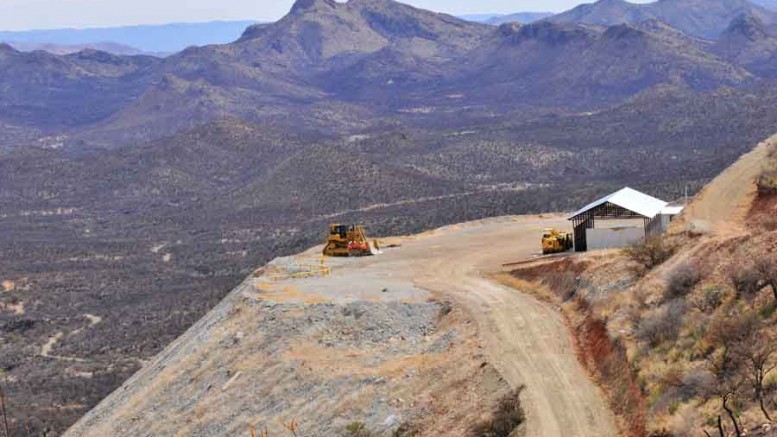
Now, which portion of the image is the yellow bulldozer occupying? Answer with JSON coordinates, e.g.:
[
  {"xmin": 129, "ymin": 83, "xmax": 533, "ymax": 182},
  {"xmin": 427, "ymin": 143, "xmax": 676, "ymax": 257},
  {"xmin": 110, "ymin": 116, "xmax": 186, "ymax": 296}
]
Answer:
[
  {"xmin": 542, "ymin": 228, "xmax": 574, "ymax": 255},
  {"xmin": 323, "ymin": 224, "xmax": 381, "ymax": 257}
]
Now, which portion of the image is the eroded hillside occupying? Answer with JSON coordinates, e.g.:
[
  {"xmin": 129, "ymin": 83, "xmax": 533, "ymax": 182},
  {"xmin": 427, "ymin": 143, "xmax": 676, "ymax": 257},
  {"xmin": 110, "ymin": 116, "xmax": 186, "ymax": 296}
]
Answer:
[
  {"xmin": 66, "ymin": 216, "xmax": 617, "ymax": 437},
  {"xmin": 506, "ymin": 135, "xmax": 777, "ymax": 436}
]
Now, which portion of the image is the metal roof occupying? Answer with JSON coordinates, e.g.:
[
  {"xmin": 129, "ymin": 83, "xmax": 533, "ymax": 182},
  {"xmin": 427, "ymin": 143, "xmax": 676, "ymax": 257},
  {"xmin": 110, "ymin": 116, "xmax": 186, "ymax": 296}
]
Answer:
[
  {"xmin": 661, "ymin": 205, "xmax": 685, "ymax": 215},
  {"xmin": 569, "ymin": 187, "xmax": 668, "ymax": 219}
]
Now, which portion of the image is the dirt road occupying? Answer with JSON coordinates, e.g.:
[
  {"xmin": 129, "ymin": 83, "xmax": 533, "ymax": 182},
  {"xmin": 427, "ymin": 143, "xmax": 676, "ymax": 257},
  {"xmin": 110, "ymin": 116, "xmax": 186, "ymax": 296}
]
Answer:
[
  {"xmin": 676, "ymin": 135, "xmax": 776, "ymax": 235},
  {"xmin": 67, "ymin": 215, "xmax": 617, "ymax": 436},
  {"xmin": 321, "ymin": 216, "xmax": 618, "ymax": 436}
]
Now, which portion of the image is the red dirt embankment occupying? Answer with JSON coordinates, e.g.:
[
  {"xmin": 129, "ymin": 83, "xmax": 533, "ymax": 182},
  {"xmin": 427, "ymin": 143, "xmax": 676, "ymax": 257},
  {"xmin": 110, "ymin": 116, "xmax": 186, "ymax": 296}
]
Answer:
[{"xmin": 501, "ymin": 258, "xmax": 647, "ymax": 437}]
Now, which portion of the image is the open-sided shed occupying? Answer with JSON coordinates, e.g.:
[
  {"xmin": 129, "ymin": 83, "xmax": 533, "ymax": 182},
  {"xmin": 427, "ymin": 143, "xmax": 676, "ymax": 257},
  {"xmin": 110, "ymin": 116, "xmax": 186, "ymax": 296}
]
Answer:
[{"xmin": 568, "ymin": 187, "xmax": 677, "ymax": 252}]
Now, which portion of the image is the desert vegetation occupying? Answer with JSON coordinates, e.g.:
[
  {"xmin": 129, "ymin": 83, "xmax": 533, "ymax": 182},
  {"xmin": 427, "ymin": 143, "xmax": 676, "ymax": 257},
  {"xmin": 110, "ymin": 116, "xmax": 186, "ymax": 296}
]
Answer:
[
  {"xmin": 508, "ymin": 199, "xmax": 777, "ymax": 436},
  {"xmin": 624, "ymin": 238, "xmax": 677, "ymax": 277},
  {"xmin": 5, "ymin": 101, "xmax": 767, "ymax": 434},
  {"xmin": 6, "ymin": 0, "xmax": 777, "ymax": 433},
  {"xmin": 757, "ymin": 142, "xmax": 777, "ymax": 195}
]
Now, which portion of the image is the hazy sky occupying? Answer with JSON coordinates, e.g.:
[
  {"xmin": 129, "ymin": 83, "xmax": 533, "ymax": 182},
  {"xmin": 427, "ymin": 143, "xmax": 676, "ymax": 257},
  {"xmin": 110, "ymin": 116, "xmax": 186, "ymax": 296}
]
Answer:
[{"xmin": 0, "ymin": 0, "xmax": 653, "ymax": 31}]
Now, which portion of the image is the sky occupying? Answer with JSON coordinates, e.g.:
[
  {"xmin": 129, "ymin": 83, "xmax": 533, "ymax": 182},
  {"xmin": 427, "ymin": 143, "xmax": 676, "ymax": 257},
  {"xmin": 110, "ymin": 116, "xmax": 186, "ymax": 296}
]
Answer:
[{"xmin": 0, "ymin": 0, "xmax": 653, "ymax": 31}]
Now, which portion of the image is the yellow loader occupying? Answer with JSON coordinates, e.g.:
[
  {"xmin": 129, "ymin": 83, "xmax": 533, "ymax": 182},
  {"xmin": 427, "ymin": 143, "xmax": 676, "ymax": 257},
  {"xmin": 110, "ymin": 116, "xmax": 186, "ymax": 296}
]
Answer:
[
  {"xmin": 542, "ymin": 228, "xmax": 573, "ymax": 255},
  {"xmin": 323, "ymin": 224, "xmax": 381, "ymax": 257}
]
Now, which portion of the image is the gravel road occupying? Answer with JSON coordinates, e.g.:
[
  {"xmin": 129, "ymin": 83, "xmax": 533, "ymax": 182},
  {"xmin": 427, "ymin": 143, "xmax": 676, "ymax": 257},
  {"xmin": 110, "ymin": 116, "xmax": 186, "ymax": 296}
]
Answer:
[
  {"xmin": 361, "ymin": 216, "xmax": 618, "ymax": 436},
  {"xmin": 66, "ymin": 215, "xmax": 618, "ymax": 436}
]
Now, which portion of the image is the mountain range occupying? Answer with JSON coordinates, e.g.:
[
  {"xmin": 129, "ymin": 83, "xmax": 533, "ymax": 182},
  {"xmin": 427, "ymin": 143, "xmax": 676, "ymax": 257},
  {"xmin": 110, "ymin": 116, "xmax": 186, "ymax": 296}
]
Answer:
[
  {"xmin": 4, "ymin": 41, "xmax": 156, "ymax": 56},
  {"xmin": 461, "ymin": 12, "xmax": 554, "ymax": 25},
  {"xmin": 3, "ymin": 0, "xmax": 777, "ymax": 150},
  {"xmin": 7, "ymin": 0, "xmax": 777, "ymax": 435},
  {"xmin": 0, "ymin": 20, "xmax": 259, "ymax": 53},
  {"xmin": 548, "ymin": 0, "xmax": 777, "ymax": 38}
]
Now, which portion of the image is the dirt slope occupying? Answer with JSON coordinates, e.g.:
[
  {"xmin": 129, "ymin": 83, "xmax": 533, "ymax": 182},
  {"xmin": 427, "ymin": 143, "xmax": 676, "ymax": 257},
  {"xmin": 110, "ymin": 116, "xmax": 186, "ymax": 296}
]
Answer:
[
  {"xmin": 66, "ymin": 215, "xmax": 616, "ymax": 436},
  {"xmin": 675, "ymin": 134, "xmax": 777, "ymax": 235}
]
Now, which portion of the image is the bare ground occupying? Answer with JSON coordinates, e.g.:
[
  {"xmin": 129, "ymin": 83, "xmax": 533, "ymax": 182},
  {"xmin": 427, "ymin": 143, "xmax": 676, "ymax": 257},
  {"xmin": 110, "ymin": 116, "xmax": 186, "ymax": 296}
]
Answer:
[
  {"xmin": 674, "ymin": 134, "xmax": 777, "ymax": 236},
  {"xmin": 66, "ymin": 215, "xmax": 617, "ymax": 437}
]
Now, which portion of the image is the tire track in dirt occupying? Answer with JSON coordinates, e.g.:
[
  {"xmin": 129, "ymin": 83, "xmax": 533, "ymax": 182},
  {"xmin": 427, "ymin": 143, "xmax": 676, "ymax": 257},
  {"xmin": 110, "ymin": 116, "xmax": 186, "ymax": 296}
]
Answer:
[{"xmin": 405, "ymin": 217, "xmax": 617, "ymax": 436}]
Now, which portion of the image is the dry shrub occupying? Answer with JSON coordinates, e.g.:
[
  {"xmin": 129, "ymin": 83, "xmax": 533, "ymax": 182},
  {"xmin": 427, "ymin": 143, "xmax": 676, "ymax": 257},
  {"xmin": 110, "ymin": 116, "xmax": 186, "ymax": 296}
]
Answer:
[
  {"xmin": 707, "ymin": 308, "xmax": 759, "ymax": 349},
  {"xmin": 679, "ymin": 368, "xmax": 716, "ymax": 400},
  {"xmin": 637, "ymin": 301, "xmax": 686, "ymax": 347},
  {"xmin": 756, "ymin": 257, "xmax": 777, "ymax": 295},
  {"xmin": 469, "ymin": 387, "xmax": 526, "ymax": 437},
  {"xmin": 730, "ymin": 263, "xmax": 764, "ymax": 300},
  {"xmin": 692, "ymin": 286, "xmax": 724, "ymax": 313},
  {"xmin": 343, "ymin": 422, "xmax": 378, "ymax": 437},
  {"xmin": 759, "ymin": 144, "xmax": 777, "ymax": 195},
  {"xmin": 664, "ymin": 263, "xmax": 702, "ymax": 301},
  {"xmin": 625, "ymin": 238, "xmax": 675, "ymax": 275},
  {"xmin": 393, "ymin": 422, "xmax": 420, "ymax": 437},
  {"xmin": 758, "ymin": 171, "xmax": 777, "ymax": 195},
  {"xmin": 729, "ymin": 255, "xmax": 777, "ymax": 302},
  {"xmin": 762, "ymin": 215, "xmax": 777, "ymax": 231}
]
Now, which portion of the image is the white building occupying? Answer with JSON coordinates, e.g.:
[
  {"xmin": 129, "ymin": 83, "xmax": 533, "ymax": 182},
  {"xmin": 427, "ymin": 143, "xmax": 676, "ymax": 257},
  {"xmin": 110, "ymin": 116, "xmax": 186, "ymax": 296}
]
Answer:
[{"xmin": 568, "ymin": 187, "xmax": 684, "ymax": 252}]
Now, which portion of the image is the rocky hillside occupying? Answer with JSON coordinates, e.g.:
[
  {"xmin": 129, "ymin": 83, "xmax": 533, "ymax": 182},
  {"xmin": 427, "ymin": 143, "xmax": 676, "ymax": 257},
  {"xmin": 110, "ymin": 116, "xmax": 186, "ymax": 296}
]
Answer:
[
  {"xmin": 508, "ymin": 136, "xmax": 777, "ymax": 435},
  {"xmin": 712, "ymin": 13, "xmax": 777, "ymax": 76},
  {"xmin": 0, "ymin": 44, "xmax": 160, "ymax": 131},
  {"xmin": 453, "ymin": 20, "xmax": 750, "ymax": 106}
]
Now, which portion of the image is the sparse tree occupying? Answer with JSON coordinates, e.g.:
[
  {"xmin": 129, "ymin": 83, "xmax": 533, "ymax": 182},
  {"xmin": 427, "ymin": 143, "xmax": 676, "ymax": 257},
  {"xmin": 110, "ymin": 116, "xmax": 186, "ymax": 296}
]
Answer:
[
  {"xmin": 756, "ymin": 257, "xmax": 777, "ymax": 303},
  {"xmin": 731, "ymin": 326, "xmax": 777, "ymax": 422},
  {"xmin": 707, "ymin": 348, "xmax": 746, "ymax": 437},
  {"xmin": 624, "ymin": 237, "xmax": 675, "ymax": 276},
  {"xmin": 730, "ymin": 264, "xmax": 763, "ymax": 301},
  {"xmin": 706, "ymin": 310, "xmax": 760, "ymax": 436},
  {"xmin": 730, "ymin": 255, "xmax": 777, "ymax": 303}
]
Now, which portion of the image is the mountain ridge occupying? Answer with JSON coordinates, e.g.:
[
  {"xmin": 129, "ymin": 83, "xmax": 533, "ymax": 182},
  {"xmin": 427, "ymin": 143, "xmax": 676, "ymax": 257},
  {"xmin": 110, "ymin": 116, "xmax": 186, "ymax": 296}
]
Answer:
[
  {"xmin": 4, "ymin": 0, "xmax": 777, "ymax": 148},
  {"xmin": 0, "ymin": 20, "xmax": 259, "ymax": 53},
  {"xmin": 547, "ymin": 0, "xmax": 777, "ymax": 39}
]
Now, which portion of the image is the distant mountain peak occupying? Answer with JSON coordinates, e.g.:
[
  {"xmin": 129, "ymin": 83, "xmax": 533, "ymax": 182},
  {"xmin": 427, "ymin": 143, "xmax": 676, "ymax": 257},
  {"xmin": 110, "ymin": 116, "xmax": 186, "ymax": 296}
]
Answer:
[
  {"xmin": 603, "ymin": 22, "xmax": 645, "ymax": 39},
  {"xmin": 290, "ymin": 0, "xmax": 339, "ymax": 13},
  {"xmin": 498, "ymin": 21, "xmax": 598, "ymax": 45},
  {"xmin": 236, "ymin": 0, "xmax": 489, "ymax": 66},
  {"xmin": 547, "ymin": 0, "xmax": 777, "ymax": 39},
  {"xmin": 0, "ymin": 43, "xmax": 18, "ymax": 55},
  {"xmin": 724, "ymin": 13, "xmax": 769, "ymax": 41}
]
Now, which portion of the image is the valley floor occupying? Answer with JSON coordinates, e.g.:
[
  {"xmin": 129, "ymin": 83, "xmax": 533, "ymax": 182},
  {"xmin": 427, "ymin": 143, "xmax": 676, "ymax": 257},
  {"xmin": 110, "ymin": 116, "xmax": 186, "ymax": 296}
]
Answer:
[{"xmin": 66, "ymin": 215, "xmax": 617, "ymax": 436}]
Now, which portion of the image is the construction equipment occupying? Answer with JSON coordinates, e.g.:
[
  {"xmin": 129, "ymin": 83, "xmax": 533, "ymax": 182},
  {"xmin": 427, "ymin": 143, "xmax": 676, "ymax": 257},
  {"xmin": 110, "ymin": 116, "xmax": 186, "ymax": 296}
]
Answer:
[
  {"xmin": 542, "ymin": 228, "xmax": 573, "ymax": 255},
  {"xmin": 323, "ymin": 224, "xmax": 381, "ymax": 257}
]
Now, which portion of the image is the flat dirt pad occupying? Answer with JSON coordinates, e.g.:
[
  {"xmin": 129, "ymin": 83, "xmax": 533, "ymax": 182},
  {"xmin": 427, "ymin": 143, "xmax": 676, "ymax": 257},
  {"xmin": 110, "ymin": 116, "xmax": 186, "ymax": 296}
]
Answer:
[{"xmin": 67, "ymin": 215, "xmax": 617, "ymax": 437}]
